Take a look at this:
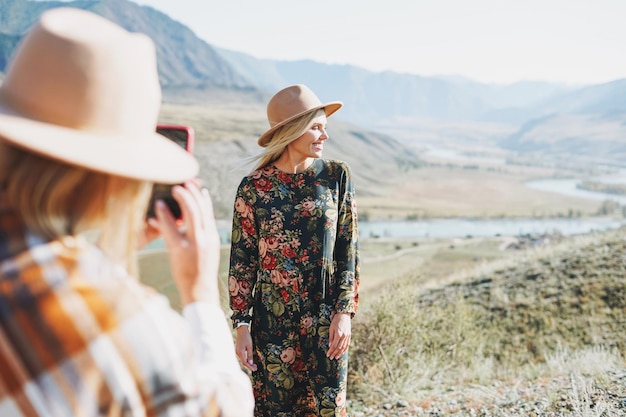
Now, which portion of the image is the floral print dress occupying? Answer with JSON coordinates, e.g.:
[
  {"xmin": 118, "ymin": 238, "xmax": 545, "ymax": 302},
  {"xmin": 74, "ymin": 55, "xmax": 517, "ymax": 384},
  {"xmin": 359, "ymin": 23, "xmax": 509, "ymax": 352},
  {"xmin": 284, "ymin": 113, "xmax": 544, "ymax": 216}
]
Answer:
[{"xmin": 228, "ymin": 158, "xmax": 360, "ymax": 417}]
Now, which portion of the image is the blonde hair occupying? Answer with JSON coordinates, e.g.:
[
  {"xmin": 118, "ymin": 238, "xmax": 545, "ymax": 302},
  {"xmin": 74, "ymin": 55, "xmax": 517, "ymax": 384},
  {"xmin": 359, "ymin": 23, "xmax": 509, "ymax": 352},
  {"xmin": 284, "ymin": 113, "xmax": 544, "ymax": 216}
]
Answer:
[
  {"xmin": 251, "ymin": 109, "xmax": 325, "ymax": 172},
  {"xmin": 0, "ymin": 142, "xmax": 151, "ymax": 275}
]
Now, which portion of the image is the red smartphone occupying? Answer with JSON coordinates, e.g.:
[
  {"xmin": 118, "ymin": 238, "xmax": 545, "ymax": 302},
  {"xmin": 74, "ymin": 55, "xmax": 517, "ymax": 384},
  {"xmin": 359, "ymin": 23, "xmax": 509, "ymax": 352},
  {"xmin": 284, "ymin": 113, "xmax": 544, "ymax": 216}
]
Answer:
[{"xmin": 145, "ymin": 124, "xmax": 195, "ymax": 219}]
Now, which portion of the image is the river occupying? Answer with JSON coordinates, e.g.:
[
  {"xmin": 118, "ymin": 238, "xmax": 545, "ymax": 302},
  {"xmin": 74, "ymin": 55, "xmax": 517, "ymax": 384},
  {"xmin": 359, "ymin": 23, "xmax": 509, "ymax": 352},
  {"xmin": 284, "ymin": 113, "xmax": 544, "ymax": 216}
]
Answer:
[{"xmin": 358, "ymin": 217, "xmax": 624, "ymax": 240}]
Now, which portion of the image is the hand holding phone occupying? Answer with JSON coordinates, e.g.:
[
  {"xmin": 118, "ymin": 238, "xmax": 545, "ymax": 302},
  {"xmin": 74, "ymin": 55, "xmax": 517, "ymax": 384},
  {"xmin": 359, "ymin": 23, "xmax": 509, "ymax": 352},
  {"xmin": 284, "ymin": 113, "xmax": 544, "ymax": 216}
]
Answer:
[{"xmin": 146, "ymin": 125, "xmax": 195, "ymax": 219}]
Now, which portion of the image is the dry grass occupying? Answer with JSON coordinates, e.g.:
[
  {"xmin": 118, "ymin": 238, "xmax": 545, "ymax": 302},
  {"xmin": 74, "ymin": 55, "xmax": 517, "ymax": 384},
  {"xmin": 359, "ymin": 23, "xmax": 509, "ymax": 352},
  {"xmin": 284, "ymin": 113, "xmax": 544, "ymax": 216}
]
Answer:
[
  {"xmin": 348, "ymin": 229, "xmax": 626, "ymax": 415},
  {"xmin": 358, "ymin": 236, "xmax": 515, "ymax": 298}
]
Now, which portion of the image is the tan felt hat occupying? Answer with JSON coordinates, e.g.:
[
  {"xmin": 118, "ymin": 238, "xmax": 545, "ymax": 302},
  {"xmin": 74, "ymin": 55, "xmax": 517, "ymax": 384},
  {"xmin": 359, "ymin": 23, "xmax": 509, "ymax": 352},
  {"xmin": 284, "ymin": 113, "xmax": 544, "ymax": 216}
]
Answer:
[
  {"xmin": 0, "ymin": 7, "xmax": 198, "ymax": 183},
  {"xmin": 258, "ymin": 84, "xmax": 342, "ymax": 147}
]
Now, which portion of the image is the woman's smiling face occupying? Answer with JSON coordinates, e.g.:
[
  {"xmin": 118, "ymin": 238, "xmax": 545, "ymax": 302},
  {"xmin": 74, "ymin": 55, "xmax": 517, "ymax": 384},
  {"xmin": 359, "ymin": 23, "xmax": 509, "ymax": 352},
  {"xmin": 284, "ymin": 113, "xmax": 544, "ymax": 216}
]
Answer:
[{"xmin": 287, "ymin": 113, "xmax": 329, "ymax": 159}]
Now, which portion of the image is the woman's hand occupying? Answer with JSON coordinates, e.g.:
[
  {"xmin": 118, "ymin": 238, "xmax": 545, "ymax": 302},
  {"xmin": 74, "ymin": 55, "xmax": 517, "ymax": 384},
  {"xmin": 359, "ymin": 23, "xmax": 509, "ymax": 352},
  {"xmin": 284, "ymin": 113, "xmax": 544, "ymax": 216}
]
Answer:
[
  {"xmin": 235, "ymin": 326, "xmax": 257, "ymax": 371},
  {"xmin": 148, "ymin": 181, "xmax": 221, "ymax": 306},
  {"xmin": 327, "ymin": 313, "xmax": 351, "ymax": 360}
]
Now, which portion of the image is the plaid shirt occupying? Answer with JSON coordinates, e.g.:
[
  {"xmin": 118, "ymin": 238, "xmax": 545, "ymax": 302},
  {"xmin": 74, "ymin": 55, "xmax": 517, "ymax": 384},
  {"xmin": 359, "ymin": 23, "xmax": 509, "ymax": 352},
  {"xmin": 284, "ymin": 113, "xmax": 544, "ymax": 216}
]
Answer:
[{"xmin": 0, "ymin": 199, "xmax": 253, "ymax": 417}]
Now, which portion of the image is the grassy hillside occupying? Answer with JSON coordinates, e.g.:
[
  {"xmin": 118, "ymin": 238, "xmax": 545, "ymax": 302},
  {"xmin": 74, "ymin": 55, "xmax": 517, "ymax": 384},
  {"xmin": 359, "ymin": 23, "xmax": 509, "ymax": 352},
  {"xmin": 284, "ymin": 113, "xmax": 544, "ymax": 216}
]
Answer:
[{"xmin": 349, "ymin": 229, "xmax": 626, "ymax": 416}]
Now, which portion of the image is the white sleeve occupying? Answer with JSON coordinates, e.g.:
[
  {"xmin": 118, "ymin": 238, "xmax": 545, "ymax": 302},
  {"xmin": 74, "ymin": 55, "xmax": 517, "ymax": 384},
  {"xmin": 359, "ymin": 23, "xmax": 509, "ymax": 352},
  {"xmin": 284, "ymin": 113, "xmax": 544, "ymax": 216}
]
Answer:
[{"xmin": 183, "ymin": 302, "xmax": 254, "ymax": 417}]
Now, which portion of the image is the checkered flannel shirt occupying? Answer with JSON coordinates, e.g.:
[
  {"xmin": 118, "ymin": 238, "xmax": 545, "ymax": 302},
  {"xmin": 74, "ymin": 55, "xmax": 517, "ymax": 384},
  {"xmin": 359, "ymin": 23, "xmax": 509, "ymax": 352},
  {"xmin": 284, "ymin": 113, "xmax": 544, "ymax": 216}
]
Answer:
[{"xmin": 0, "ymin": 200, "xmax": 253, "ymax": 416}]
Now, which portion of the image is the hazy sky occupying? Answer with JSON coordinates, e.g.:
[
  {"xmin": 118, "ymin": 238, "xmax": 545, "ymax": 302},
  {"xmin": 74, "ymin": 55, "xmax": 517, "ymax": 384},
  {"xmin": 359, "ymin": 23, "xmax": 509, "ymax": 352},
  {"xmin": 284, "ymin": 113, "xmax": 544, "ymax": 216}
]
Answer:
[{"xmin": 132, "ymin": 0, "xmax": 626, "ymax": 86}]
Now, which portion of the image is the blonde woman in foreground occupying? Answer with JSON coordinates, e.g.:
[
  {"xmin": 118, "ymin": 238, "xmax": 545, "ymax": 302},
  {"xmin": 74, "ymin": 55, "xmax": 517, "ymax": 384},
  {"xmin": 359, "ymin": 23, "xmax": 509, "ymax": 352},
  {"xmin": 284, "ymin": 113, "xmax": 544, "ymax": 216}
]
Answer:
[{"xmin": 0, "ymin": 8, "xmax": 253, "ymax": 417}]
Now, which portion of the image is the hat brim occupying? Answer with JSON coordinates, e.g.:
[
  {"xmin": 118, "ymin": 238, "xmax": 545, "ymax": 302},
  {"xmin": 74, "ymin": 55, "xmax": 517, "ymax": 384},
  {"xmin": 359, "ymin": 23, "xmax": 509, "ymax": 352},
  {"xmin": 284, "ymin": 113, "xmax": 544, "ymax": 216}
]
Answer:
[
  {"xmin": 257, "ymin": 101, "xmax": 343, "ymax": 147},
  {"xmin": 0, "ymin": 104, "xmax": 198, "ymax": 184}
]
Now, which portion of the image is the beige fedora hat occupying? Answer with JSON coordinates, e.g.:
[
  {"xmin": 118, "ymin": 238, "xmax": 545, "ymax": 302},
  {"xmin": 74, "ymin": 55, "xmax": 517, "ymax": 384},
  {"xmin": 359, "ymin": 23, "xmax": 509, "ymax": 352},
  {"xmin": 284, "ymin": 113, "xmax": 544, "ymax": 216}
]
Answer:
[
  {"xmin": 257, "ymin": 84, "xmax": 342, "ymax": 147},
  {"xmin": 0, "ymin": 7, "xmax": 198, "ymax": 183}
]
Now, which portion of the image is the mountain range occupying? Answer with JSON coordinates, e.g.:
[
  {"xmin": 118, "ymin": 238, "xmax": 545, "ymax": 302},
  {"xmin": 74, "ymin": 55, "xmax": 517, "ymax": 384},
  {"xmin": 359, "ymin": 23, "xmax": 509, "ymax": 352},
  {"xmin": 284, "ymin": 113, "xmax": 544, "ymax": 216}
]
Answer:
[{"xmin": 1, "ymin": 0, "xmax": 626, "ymax": 165}]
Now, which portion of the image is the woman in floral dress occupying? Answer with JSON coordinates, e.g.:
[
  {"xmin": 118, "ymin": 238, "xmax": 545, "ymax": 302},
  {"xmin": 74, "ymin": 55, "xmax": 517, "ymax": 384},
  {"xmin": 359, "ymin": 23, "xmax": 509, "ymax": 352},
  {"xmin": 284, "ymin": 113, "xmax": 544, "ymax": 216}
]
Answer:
[{"xmin": 228, "ymin": 84, "xmax": 360, "ymax": 417}]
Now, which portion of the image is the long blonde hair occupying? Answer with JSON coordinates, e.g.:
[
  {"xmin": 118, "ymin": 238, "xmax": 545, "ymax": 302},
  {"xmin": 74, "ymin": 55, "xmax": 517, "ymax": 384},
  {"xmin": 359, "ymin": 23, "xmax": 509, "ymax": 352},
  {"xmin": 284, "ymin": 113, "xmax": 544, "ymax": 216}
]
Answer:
[
  {"xmin": 251, "ymin": 108, "xmax": 325, "ymax": 172},
  {"xmin": 0, "ymin": 142, "xmax": 151, "ymax": 275}
]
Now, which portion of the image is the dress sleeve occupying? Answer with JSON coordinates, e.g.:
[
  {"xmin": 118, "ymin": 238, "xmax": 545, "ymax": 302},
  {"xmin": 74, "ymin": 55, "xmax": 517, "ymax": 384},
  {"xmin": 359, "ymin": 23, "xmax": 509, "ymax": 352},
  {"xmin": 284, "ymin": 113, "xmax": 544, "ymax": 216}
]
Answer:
[
  {"xmin": 228, "ymin": 177, "xmax": 259, "ymax": 327},
  {"xmin": 333, "ymin": 162, "xmax": 360, "ymax": 316}
]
